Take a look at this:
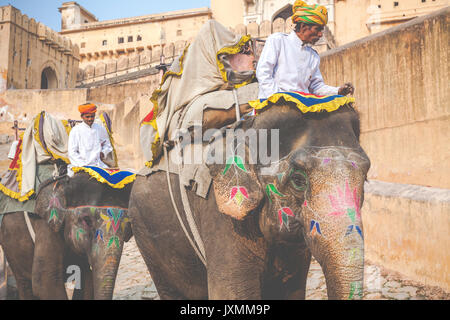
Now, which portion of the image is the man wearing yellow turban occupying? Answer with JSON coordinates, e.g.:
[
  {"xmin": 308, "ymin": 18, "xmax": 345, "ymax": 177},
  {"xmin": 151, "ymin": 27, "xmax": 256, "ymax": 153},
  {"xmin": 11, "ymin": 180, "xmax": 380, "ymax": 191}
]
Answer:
[
  {"xmin": 256, "ymin": 0, "xmax": 354, "ymax": 99},
  {"xmin": 67, "ymin": 103, "xmax": 113, "ymax": 175}
]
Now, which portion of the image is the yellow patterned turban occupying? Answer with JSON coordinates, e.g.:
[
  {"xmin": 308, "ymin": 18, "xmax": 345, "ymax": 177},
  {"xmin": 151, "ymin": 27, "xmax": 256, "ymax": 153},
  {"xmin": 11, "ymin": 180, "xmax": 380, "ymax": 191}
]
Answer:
[{"xmin": 292, "ymin": 0, "xmax": 328, "ymax": 26}]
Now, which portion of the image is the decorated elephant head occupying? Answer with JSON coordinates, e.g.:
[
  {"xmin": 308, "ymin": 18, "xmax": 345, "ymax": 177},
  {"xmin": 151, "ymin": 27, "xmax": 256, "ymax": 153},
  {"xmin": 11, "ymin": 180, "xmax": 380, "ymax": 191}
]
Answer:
[
  {"xmin": 207, "ymin": 102, "xmax": 370, "ymax": 299},
  {"xmin": 35, "ymin": 173, "xmax": 133, "ymax": 299}
]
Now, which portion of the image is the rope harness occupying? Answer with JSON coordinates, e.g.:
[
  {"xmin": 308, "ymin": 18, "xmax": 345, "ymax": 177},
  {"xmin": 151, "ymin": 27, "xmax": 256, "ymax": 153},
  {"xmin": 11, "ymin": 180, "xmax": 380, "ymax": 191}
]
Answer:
[{"xmin": 163, "ymin": 88, "xmax": 241, "ymax": 267}]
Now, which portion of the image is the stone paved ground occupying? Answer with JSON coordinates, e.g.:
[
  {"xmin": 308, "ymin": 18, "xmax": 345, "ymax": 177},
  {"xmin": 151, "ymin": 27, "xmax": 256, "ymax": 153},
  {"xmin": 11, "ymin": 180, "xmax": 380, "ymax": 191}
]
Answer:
[{"xmin": 113, "ymin": 237, "xmax": 450, "ymax": 300}]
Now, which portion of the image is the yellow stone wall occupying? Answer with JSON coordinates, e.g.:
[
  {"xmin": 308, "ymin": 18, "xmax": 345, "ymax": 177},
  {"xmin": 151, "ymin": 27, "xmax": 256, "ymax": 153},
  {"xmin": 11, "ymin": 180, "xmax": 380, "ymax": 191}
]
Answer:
[
  {"xmin": 59, "ymin": 5, "xmax": 211, "ymax": 69},
  {"xmin": 211, "ymin": 0, "xmax": 244, "ymax": 27},
  {"xmin": 363, "ymin": 182, "xmax": 450, "ymax": 292},
  {"xmin": 0, "ymin": 5, "xmax": 79, "ymax": 90},
  {"xmin": 211, "ymin": 0, "xmax": 448, "ymax": 46},
  {"xmin": 320, "ymin": 7, "xmax": 449, "ymax": 189}
]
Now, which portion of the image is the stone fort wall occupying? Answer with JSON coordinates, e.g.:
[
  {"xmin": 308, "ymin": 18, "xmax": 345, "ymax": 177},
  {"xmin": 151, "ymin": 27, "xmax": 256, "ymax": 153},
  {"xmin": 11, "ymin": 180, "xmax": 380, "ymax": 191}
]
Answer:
[
  {"xmin": 0, "ymin": 5, "xmax": 79, "ymax": 90},
  {"xmin": 76, "ymin": 17, "xmax": 335, "ymax": 86}
]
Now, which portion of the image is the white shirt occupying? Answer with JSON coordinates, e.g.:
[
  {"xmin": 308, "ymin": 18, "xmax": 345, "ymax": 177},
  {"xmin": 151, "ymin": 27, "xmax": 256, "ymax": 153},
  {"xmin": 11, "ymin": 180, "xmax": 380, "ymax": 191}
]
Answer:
[
  {"xmin": 256, "ymin": 31, "xmax": 339, "ymax": 99},
  {"xmin": 68, "ymin": 121, "xmax": 113, "ymax": 173}
]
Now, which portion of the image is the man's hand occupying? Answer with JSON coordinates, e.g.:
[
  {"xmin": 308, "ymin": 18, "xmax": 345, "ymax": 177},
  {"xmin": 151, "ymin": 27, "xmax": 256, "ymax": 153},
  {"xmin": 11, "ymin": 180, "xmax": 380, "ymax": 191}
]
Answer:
[
  {"xmin": 100, "ymin": 152, "xmax": 105, "ymax": 160},
  {"xmin": 338, "ymin": 82, "xmax": 355, "ymax": 96}
]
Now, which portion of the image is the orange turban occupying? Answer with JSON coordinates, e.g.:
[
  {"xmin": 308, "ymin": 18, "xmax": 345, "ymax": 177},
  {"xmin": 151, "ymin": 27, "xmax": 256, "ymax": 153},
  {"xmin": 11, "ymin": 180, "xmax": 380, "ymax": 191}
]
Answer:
[
  {"xmin": 78, "ymin": 103, "xmax": 97, "ymax": 114},
  {"xmin": 292, "ymin": 0, "xmax": 328, "ymax": 26}
]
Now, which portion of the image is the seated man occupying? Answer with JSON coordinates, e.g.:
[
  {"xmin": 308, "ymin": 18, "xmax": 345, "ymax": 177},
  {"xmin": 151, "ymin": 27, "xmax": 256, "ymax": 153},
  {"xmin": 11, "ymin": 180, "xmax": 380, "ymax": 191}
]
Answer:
[
  {"xmin": 256, "ymin": 0, "xmax": 354, "ymax": 99},
  {"xmin": 68, "ymin": 103, "xmax": 113, "ymax": 176}
]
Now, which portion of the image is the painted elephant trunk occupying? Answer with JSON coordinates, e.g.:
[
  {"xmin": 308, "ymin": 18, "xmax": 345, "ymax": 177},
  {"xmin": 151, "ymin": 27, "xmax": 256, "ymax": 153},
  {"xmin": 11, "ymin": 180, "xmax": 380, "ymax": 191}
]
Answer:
[
  {"xmin": 321, "ymin": 259, "xmax": 364, "ymax": 300},
  {"xmin": 90, "ymin": 242, "xmax": 125, "ymax": 300},
  {"xmin": 301, "ymin": 160, "xmax": 366, "ymax": 300}
]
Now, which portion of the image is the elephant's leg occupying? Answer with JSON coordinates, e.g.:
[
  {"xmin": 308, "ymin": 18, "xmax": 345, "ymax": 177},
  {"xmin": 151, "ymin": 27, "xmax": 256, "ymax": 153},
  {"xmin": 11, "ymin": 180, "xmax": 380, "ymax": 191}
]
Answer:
[
  {"xmin": 31, "ymin": 216, "xmax": 67, "ymax": 299},
  {"xmin": 131, "ymin": 209, "xmax": 203, "ymax": 300},
  {"xmin": 0, "ymin": 212, "xmax": 36, "ymax": 299},
  {"xmin": 136, "ymin": 246, "xmax": 187, "ymax": 300},
  {"xmin": 201, "ymin": 212, "xmax": 267, "ymax": 299},
  {"xmin": 261, "ymin": 242, "xmax": 311, "ymax": 299},
  {"xmin": 129, "ymin": 173, "xmax": 208, "ymax": 300},
  {"xmin": 65, "ymin": 254, "xmax": 93, "ymax": 300}
]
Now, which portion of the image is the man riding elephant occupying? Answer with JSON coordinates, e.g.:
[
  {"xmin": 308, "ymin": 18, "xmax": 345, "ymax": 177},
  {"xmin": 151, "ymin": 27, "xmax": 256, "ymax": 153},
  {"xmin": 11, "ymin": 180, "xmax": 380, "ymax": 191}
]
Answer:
[
  {"xmin": 256, "ymin": 0, "xmax": 354, "ymax": 99},
  {"xmin": 0, "ymin": 110, "xmax": 134, "ymax": 299},
  {"xmin": 68, "ymin": 103, "xmax": 114, "ymax": 176}
]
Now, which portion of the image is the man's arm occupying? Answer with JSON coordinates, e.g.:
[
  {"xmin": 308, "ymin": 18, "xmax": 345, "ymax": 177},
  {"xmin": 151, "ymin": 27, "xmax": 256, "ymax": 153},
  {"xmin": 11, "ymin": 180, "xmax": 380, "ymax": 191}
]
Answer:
[
  {"xmin": 308, "ymin": 62, "xmax": 339, "ymax": 96},
  {"xmin": 68, "ymin": 129, "xmax": 84, "ymax": 166},
  {"xmin": 98, "ymin": 125, "xmax": 113, "ymax": 158},
  {"xmin": 256, "ymin": 35, "xmax": 281, "ymax": 99}
]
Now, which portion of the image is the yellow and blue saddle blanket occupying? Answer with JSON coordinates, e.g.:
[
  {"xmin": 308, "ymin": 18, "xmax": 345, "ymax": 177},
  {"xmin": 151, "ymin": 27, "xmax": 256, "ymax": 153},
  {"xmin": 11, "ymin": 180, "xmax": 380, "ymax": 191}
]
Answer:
[
  {"xmin": 72, "ymin": 166, "xmax": 136, "ymax": 189},
  {"xmin": 249, "ymin": 91, "xmax": 355, "ymax": 114}
]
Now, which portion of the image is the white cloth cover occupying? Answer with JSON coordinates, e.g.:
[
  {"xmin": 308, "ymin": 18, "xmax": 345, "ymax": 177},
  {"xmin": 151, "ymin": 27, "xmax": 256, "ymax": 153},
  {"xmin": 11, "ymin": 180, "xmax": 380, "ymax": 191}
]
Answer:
[
  {"xmin": 20, "ymin": 112, "xmax": 70, "ymax": 196},
  {"xmin": 140, "ymin": 19, "xmax": 255, "ymax": 167}
]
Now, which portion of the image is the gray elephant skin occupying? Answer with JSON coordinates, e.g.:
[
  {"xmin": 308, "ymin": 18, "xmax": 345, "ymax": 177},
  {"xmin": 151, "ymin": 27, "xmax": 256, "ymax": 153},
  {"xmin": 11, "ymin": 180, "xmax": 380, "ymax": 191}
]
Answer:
[
  {"xmin": 0, "ymin": 172, "xmax": 132, "ymax": 299},
  {"xmin": 129, "ymin": 101, "xmax": 370, "ymax": 299}
]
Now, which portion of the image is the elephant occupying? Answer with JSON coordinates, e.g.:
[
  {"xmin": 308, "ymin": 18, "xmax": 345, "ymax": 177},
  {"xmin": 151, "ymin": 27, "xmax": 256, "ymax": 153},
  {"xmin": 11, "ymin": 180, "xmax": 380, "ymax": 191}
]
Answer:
[
  {"xmin": 0, "ymin": 171, "xmax": 133, "ymax": 299},
  {"xmin": 129, "ymin": 100, "xmax": 370, "ymax": 299}
]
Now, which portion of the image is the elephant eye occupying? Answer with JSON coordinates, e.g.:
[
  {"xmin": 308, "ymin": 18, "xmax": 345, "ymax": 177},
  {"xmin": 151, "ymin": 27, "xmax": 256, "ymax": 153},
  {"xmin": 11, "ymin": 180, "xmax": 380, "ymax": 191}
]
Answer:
[
  {"xmin": 290, "ymin": 172, "xmax": 308, "ymax": 191},
  {"xmin": 80, "ymin": 215, "xmax": 93, "ymax": 229}
]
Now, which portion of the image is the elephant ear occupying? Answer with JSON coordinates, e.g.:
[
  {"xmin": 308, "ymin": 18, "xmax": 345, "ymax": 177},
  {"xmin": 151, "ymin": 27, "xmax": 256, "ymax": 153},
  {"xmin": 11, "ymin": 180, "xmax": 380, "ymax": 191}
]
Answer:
[
  {"xmin": 36, "ymin": 180, "xmax": 67, "ymax": 233},
  {"xmin": 207, "ymin": 125, "xmax": 264, "ymax": 220}
]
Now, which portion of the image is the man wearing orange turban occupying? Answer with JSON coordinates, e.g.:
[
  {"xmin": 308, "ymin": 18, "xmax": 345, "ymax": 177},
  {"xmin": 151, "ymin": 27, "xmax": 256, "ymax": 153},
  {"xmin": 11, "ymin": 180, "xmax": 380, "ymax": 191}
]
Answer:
[
  {"xmin": 67, "ymin": 103, "xmax": 113, "ymax": 175},
  {"xmin": 256, "ymin": 0, "xmax": 354, "ymax": 99},
  {"xmin": 78, "ymin": 103, "xmax": 97, "ymax": 115}
]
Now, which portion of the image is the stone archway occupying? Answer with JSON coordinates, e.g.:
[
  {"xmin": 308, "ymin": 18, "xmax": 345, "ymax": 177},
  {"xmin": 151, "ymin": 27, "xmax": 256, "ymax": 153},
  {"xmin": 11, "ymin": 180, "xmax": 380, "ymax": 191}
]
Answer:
[
  {"xmin": 272, "ymin": 4, "xmax": 293, "ymax": 22},
  {"xmin": 41, "ymin": 66, "xmax": 58, "ymax": 89}
]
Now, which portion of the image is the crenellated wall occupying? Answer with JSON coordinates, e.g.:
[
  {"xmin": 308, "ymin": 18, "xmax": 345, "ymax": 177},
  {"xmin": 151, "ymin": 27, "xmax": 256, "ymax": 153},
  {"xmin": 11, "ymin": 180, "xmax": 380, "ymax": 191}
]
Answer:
[
  {"xmin": 77, "ymin": 40, "xmax": 188, "ymax": 86},
  {"xmin": 76, "ymin": 17, "xmax": 336, "ymax": 86},
  {"xmin": 0, "ymin": 5, "xmax": 79, "ymax": 90}
]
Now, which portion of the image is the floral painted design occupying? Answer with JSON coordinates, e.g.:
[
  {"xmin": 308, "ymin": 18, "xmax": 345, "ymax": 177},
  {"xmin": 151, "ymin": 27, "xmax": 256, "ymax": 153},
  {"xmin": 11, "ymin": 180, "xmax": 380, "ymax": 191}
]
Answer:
[
  {"xmin": 309, "ymin": 220, "xmax": 322, "ymax": 236},
  {"xmin": 95, "ymin": 229, "xmax": 104, "ymax": 243},
  {"xmin": 101, "ymin": 208, "xmax": 128, "ymax": 234},
  {"xmin": 265, "ymin": 183, "xmax": 285, "ymax": 203},
  {"xmin": 278, "ymin": 207, "xmax": 295, "ymax": 230},
  {"xmin": 76, "ymin": 228, "xmax": 85, "ymax": 241},
  {"xmin": 329, "ymin": 181, "xmax": 363, "ymax": 239},
  {"xmin": 348, "ymin": 281, "xmax": 363, "ymax": 299},
  {"xmin": 229, "ymin": 186, "xmax": 249, "ymax": 206},
  {"xmin": 107, "ymin": 236, "xmax": 120, "ymax": 249},
  {"xmin": 47, "ymin": 195, "xmax": 63, "ymax": 223},
  {"xmin": 222, "ymin": 155, "xmax": 247, "ymax": 175}
]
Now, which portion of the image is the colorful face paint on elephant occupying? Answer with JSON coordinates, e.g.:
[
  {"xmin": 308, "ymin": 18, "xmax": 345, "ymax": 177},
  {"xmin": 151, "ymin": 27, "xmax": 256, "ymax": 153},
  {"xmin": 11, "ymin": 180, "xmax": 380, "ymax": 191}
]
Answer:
[
  {"xmin": 67, "ymin": 206, "xmax": 130, "ymax": 255},
  {"xmin": 131, "ymin": 101, "xmax": 370, "ymax": 300},
  {"xmin": 29, "ymin": 172, "xmax": 134, "ymax": 300},
  {"xmin": 294, "ymin": 147, "xmax": 368, "ymax": 300},
  {"xmin": 223, "ymin": 154, "xmax": 250, "ymax": 208},
  {"xmin": 47, "ymin": 193, "xmax": 63, "ymax": 224},
  {"xmin": 64, "ymin": 206, "xmax": 131, "ymax": 299},
  {"xmin": 256, "ymin": 145, "xmax": 368, "ymax": 300},
  {"xmin": 216, "ymin": 141, "xmax": 264, "ymax": 220}
]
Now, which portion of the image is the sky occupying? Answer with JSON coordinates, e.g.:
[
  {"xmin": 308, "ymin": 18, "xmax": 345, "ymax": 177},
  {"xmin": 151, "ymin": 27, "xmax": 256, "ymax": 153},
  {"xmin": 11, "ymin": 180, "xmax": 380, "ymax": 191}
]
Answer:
[{"xmin": 0, "ymin": 0, "xmax": 211, "ymax": 31}]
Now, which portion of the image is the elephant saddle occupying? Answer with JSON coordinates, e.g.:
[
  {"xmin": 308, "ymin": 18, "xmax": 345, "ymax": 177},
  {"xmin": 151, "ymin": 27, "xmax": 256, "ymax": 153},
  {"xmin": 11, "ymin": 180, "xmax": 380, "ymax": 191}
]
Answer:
[{"xmin": 71, "ymin": 166, "xmax": 136, "ymax": 189}]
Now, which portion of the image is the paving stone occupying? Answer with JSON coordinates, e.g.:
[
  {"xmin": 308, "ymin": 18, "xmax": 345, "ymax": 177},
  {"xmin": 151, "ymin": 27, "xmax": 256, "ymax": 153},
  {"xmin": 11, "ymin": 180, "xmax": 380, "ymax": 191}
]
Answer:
[
  {"xmin": 364, "ymin": 293, "xmax": 383, "ymax": 300},
  {"xmin": 385, "ymin": 280, "xmax": 401, "ymax": 288},
  {"xmin": 306, "ymin": 277, "xmax": 321, "ymax": 290},
  {"xmin": 398, "ymin": 286, "xmax": 418, "ymax": 296},
  {"xmin": 383, "ymin": 291, "xmax": 410, "ymax": 300}
]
